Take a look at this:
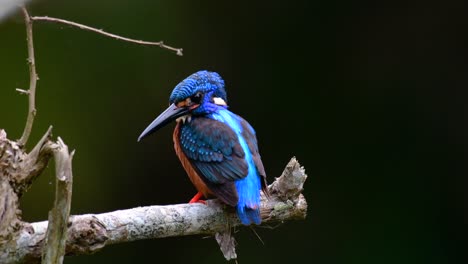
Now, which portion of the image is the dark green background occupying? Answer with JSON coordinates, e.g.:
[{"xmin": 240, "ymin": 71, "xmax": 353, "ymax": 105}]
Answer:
[{"xmin": 1, "ymin": 1, "xmax": 461, "ymax": 263}]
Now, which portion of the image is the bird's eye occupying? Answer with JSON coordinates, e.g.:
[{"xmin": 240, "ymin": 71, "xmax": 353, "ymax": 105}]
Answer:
[{"xmin": 190, "ymin": 92, "xmax": 202, "ymax": 104}]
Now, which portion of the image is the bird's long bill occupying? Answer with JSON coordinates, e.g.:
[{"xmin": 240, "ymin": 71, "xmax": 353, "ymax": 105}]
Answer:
[{"xmin": 137, "ymin": 103, "xmax": 189, "ymax": 142}]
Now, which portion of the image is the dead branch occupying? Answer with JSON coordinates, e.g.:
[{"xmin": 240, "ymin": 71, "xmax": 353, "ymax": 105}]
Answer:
[
  {"xmin": 42, "ymin": 138, "xmax": 74, "ymax": 264},
  {"xmin": 0, "ymin": 158, "xmax": 307, "ymax": 263}
]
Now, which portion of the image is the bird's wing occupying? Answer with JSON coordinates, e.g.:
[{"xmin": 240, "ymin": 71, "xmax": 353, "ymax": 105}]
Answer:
[
  {"xmin": 179, "ymin": 117, "xmax": 248, "ymax": 206},
  {"xmin": 180, "ymin": 117, "xmax": 248, "ymax": 183},
  {"xmin": 239, "ymin": 118, "xmax": 269, "ymax": 193}
]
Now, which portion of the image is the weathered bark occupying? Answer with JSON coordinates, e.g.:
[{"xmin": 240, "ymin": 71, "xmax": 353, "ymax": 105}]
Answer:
[
  {"xmin": 42, "ymin": 138, "xmax": 74, "ymax": 264},
  {"xmin": 0, "ymin": 157, "xmax": 307, "ymax": 263},
  {"xmin": 0, "ymin": 128, "xmax": 52, "ymax": 248}
]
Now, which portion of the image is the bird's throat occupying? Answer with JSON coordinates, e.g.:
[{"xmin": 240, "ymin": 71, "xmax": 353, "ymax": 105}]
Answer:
[{"xmin": 176, "ymin": 114, "xmax": 191, "ymax": 124}]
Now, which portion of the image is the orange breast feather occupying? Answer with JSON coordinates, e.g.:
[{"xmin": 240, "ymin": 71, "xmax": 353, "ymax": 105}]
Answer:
[{"xmin": 173, "ymin": 122, "xmax": 212, "ymax": 197}]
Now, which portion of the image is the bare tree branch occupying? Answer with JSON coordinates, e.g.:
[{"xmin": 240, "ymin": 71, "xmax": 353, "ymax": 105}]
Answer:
[
  {"xmin": 1, "ymin": 157, "xmax": 307, "ymax": 263},
  {"xmin": 17, "ymin": 6, "xmax": 38, "ymax": 147},
  {"xmin": 31, "ymin": 16, "xmax": 183, "ymax": 56},
  {"xmin": 42, "ymin": 138, "xmax": 74, "ymax": 264}
]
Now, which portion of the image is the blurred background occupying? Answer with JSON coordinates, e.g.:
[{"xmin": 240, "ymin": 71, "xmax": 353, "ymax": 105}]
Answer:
[{"xmin": 0, "ymin": 0, "xmax": 463, "ymax": 263}]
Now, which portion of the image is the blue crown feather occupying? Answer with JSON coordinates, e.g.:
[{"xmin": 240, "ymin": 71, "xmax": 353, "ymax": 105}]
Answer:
[{"xmin": 169, "ymin": 70, "xmax": 227, "ymax": 104}]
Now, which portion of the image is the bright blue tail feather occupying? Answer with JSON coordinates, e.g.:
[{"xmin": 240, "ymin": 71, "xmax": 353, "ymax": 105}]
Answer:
[
  {"xmin": 237, "ymin": 205, "xmax": 261, "ymax": 225},
  {"xmin": 235, "ymin": 166, "xmax": 261, "ymax": 225}
]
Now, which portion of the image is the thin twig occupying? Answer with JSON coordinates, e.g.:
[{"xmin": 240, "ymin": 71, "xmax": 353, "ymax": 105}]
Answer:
[
  {"xmin": 31, "ymin": 16, "xmax": 183, "ymax": 56},
  {"xmin": 15, "ymin": 88, "xmax": 30, "ymax": 95},
  {"xmin": 17, "ymin": 6, "xmax": 38, "ymax": 147}
]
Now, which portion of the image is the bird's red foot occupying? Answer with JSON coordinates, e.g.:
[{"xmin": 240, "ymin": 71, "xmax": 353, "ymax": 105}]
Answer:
[{"xmin": 189, "ymin": 192, "xmax": 206, "ymax": 204}]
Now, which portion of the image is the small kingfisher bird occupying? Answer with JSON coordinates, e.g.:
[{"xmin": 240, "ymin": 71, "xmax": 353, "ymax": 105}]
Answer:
[{"xmin": 138, "ymin": 70, "xmax": 268, "ymax": 225}]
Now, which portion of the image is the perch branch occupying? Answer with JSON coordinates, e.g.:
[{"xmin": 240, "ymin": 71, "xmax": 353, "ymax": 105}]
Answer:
[
  {"xmin": 1, "ymin": 157, "xmax": 307, "ymax": 263},
  {"xmin": 31, "ymin": 16, "xmax": 183, "ymax": 56},
  {"xmin": 17, "ymin": 6, "xmax": 38, "ymax": 147},
  {"xmin": 42, "ymin": 138, "xmax": 74, "ymax": 264}
]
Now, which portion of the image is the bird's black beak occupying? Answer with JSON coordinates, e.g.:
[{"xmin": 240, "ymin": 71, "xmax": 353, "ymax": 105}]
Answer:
[{"xmin": 137, "ymin": 103, "xmax": 189, "ymax": 142}]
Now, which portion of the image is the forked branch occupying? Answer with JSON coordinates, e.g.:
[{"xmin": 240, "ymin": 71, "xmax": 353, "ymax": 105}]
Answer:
[{"xmin": 16, "ymin": 7, "xmax": 183, "ymax": 146}]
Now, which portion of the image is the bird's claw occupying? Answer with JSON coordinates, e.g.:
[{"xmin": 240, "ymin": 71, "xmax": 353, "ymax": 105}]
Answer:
[{"xmin": 189, "ymin": 192, "xmax": 206, "ymax": 204}]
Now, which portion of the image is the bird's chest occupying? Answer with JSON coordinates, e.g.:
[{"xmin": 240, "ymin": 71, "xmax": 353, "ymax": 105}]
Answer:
[{"xmin": 172, "ymin": 121, "xmax": 211, "ymax": 196}]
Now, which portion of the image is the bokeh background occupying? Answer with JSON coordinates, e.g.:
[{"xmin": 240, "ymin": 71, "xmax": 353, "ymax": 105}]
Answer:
[{"xmin": 1, "ymin": 1, "xmax": 462, "ymax": 263}]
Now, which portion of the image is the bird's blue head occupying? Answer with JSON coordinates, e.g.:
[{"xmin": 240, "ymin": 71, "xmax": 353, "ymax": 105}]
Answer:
[
  {"xmin": 138, "ymin": 70, "xmax": 229, "ymax": 141},
  {"xmin": 169, "ymin": 70, "xmax": 227, "ymax": 110}
]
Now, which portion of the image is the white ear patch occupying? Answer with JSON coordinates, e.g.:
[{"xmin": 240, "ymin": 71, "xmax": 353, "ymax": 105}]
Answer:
[{"xmin": 213, "ymin": 97, "xmax": 227, "ymax": 106}]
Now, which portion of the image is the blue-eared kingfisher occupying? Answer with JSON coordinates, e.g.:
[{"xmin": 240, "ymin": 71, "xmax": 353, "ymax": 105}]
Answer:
[{"xmin": 138, "ymin": 70, "xmax": 268, "ymax": 225}]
